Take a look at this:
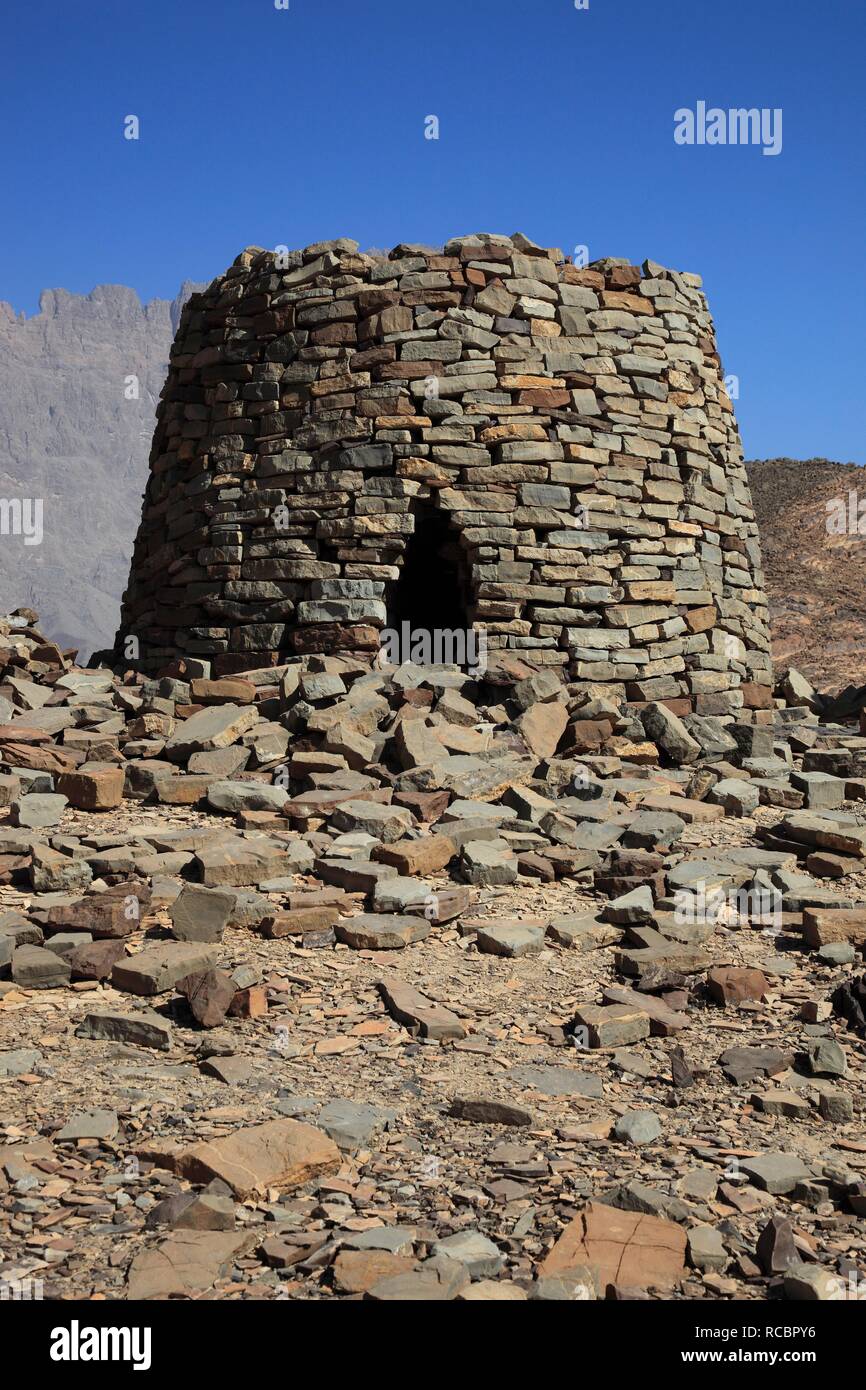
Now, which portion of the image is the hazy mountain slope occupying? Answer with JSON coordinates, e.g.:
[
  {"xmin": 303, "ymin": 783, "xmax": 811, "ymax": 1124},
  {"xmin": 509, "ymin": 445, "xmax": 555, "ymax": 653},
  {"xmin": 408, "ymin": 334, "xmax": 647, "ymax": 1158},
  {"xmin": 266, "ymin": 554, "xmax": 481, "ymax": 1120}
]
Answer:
[
  {"xmin": 0, "ymin": 281, "xmax": 202, "ymax": 658},
  {"xmin": 746, "ymin": 456, "xmax": 866, "ymax": 691}
]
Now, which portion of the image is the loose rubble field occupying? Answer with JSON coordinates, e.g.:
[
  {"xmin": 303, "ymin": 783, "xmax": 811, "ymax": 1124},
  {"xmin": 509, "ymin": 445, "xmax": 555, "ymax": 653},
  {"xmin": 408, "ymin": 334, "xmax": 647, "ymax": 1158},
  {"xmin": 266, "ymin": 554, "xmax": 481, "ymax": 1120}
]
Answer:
[{"xmin": 1, "ymin": 612, "xmax": 865, "ymax": 1303}]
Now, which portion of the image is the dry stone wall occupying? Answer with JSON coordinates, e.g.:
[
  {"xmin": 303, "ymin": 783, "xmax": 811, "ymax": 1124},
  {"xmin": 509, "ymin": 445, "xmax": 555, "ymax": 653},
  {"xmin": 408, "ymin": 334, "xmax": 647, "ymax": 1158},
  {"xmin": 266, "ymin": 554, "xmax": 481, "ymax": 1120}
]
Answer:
[{"xmin": 118, "ymin": 233, "xmax": 772, "ymax": 714}]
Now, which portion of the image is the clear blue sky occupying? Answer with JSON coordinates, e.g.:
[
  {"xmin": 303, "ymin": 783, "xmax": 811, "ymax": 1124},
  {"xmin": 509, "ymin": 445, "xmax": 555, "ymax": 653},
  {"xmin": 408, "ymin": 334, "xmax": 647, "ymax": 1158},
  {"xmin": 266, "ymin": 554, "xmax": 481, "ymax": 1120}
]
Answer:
[{"xmin": 2, "ymin": 0, "xmax": 864, "ymax": 462}]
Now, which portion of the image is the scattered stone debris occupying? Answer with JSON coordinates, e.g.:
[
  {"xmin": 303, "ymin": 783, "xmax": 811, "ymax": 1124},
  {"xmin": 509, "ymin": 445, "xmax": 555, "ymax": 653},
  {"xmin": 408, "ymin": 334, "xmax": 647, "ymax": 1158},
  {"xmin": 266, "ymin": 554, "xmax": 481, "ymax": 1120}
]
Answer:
[{"xmin": 1, "ymin": 574, "xmax": 865, "ymax": 1304}]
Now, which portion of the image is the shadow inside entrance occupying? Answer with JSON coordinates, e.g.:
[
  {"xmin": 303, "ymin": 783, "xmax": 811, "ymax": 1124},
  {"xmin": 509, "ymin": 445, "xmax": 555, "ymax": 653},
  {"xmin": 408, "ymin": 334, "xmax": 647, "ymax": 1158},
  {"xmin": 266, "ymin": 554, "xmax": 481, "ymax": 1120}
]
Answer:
[{"xmin": 387, "ymin": 504, "xmax": 471, "ymax": 637}]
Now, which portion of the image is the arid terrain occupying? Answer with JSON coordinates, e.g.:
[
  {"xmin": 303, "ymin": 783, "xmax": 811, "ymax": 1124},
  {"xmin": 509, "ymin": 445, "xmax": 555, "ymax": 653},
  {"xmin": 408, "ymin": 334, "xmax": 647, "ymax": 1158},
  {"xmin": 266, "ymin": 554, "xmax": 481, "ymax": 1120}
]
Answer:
[
  {"xmin": 1, "ymin": 612, "xmax": 864, "ymax": 1302},
  {"xmin": 747, "ymin": 458, "xmax": 866, "ymax": 692}
]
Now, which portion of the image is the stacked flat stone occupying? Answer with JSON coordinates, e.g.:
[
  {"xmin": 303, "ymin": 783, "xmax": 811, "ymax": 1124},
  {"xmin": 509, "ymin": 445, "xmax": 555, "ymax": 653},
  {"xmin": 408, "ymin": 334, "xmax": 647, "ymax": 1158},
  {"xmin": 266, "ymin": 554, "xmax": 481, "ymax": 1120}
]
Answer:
[{"xmin": 117, "ymin": 232, "xmax": 772, "ymax": 714}]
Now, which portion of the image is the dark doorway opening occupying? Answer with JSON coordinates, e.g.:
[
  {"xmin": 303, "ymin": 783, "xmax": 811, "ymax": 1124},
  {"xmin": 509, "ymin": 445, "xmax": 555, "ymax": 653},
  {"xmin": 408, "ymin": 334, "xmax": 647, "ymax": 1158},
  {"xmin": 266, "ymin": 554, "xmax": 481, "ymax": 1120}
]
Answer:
[{"xmin": 388, "ymin": 502, "xmax": 471, "ymax": 635}]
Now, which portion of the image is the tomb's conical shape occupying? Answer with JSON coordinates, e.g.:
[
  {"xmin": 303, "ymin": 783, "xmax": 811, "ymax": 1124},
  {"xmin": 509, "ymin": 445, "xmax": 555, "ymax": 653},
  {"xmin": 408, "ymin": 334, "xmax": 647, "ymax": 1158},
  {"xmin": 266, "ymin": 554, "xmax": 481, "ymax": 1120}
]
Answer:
[{"xmin": 117, "ymin": 233, "xmax": 772, "ymax": 712}]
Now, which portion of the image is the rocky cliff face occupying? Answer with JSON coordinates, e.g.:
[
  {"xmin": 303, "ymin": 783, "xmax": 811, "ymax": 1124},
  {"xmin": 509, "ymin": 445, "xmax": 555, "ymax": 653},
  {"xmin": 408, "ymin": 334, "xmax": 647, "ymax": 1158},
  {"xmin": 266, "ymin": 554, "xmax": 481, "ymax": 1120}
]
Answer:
[
  {"xmin": 746, "ymin": 457, "xmax": 866, "ymax": 691},
  {"xmin": 0, "ymin": 281, "xmax": 202, "ymax": 659}
]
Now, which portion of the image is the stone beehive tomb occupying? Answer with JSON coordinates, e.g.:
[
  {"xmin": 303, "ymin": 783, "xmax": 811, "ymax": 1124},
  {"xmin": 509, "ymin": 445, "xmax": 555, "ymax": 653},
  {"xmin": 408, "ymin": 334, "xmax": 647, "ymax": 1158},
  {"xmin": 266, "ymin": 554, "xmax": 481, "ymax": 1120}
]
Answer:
[{"xmin": 118, "ymin": 232, "xmax": 772, "ymax": 713}]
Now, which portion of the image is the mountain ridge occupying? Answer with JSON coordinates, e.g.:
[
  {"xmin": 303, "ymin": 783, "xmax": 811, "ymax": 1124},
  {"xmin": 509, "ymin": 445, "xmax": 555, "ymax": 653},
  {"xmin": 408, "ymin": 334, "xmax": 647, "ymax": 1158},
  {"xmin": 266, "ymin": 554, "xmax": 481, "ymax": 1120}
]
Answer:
[{"xmin": 0, "ymin": 279, "xmax": 204, "ymax": 657}]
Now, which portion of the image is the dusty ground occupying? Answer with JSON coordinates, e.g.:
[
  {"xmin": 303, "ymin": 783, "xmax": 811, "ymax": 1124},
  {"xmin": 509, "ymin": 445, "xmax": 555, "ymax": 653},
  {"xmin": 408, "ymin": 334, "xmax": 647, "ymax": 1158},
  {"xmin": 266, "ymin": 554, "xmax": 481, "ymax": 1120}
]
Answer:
[{"xmin": 2, "ymin": 795, "xmax": 864, "ymax": 1303}]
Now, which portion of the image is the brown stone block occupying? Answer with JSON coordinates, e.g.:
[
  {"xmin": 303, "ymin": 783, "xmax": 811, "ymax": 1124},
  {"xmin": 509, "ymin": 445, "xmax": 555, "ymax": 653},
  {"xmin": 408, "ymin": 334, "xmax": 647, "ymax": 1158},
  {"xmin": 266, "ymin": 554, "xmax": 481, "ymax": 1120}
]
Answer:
[
  {"xmin": 516, "ymin": 389, "xmax": 570, "ymax": 408},
  {"xmin": 740, "ymin": 682, "xmax": 774, "ymax": 709},
  {"xmin": 540, "ymin": 1201, "xmax": 686, "ymax": 1294},
  {"xmin": 57, "ymin": 765, "xmax": 124, "ymax": 810},
  {"xmin": 684, "ymin": 605, "xmax": 717, "ymax": 634},
  {"xmin": 260, "ymin": 906, "xmax": 341, "ymax": 939}
]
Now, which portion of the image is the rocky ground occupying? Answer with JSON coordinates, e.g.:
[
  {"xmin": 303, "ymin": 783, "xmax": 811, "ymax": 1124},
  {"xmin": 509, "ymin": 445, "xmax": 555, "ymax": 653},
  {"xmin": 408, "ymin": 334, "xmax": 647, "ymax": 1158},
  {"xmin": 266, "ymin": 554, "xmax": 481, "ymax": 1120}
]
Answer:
[{"xmin": 1, "ymin": 610, "xmax": 865, "ymax": 1303}]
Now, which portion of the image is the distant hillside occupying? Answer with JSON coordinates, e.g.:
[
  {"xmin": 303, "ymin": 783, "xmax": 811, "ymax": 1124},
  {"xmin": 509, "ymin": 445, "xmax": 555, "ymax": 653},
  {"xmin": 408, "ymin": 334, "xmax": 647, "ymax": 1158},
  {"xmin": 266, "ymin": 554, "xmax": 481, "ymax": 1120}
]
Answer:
[
  {"xmin": 746, "ymin": 456, "xmax": 866, "ymax": 691},
  {"xmin": 0, "ymin": 281, "xmax": 202, "ymax": 658}
]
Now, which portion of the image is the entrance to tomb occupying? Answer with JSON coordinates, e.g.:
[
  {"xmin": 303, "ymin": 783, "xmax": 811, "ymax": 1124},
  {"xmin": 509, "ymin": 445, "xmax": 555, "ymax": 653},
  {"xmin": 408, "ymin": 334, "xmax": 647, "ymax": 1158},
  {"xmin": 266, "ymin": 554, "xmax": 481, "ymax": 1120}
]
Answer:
[{"xmin": 387, "ymin": 500, "xmax": 473, "ymax": 639}]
